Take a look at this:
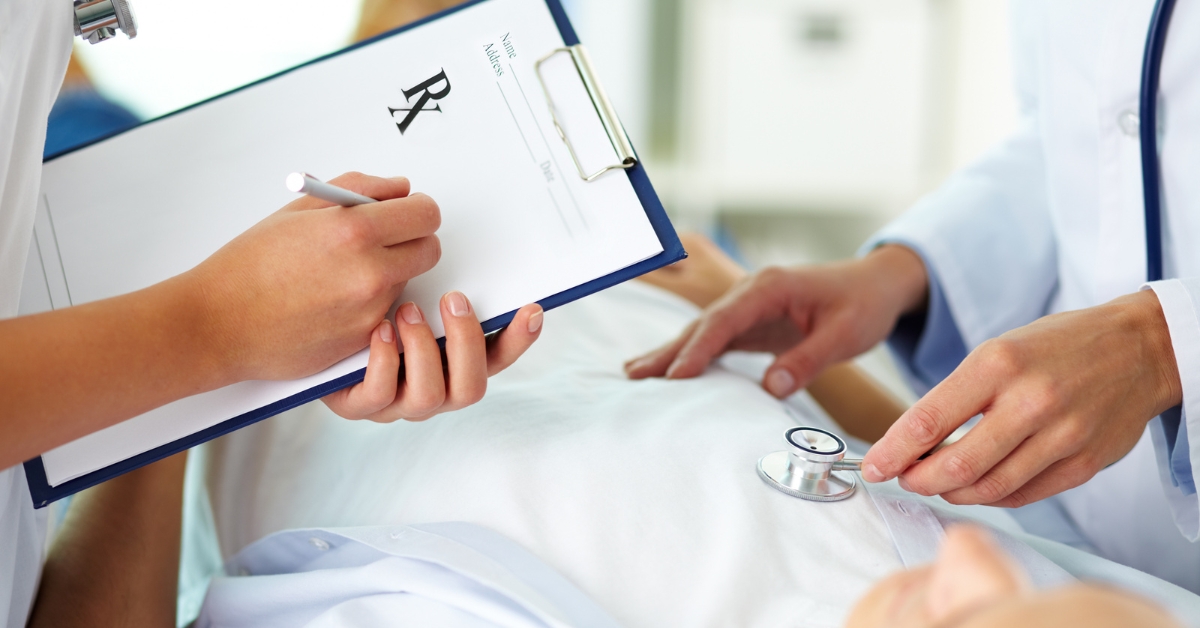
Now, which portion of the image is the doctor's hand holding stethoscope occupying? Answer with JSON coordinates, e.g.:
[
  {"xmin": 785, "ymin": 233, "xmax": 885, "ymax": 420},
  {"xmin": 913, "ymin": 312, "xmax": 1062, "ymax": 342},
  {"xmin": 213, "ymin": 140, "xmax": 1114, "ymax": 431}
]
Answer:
[
  {"xmin": 629, "ymin": 0, "xmax": 1189, "ymax": 512},
  {"xmin": 626, "ymin": 244, "xmax": 1181, "ymax": 508}
]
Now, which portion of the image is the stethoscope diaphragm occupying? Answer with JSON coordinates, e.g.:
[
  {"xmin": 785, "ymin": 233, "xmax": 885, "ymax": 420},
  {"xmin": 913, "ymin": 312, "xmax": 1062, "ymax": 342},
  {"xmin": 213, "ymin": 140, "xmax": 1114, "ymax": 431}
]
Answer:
[{"xmin": 758, "ymin": 426, "xmax": 862, "ymax": 502}]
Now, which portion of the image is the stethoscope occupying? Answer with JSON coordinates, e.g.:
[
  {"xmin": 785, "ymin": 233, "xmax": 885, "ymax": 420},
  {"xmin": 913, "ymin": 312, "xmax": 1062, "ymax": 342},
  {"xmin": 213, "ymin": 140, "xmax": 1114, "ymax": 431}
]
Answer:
[
  {"xmin": 758, "ymin": 425, "xmax": 962, "ymax": 502},
  {"xmin": 761, "ymin": 0, "xmax": 1179, "ymax": 502},
  {"xmin": 73, "ymin": 0, "xmax": 137, "ymax": 45},
  {"xmin": 758, "ymin": 427, "xmax": 862, "ymax": 502}
]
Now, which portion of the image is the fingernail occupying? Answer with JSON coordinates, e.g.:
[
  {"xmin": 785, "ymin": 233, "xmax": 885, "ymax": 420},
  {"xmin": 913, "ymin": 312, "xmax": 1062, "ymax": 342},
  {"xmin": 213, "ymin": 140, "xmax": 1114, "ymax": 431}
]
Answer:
[
  {"xmin": 446, "ymin": 291, "xmax": 471, "ymax": 317},
  {"xmin": 862, "ymin": 463, "xmax": 884, "ymax": 483},
  {"xmin": 625, "ymin": 357, "xmax": 651, "ymax": 373},
  {"xmin": 665, "ymin": 360, "xmax": 683, "ymax": 379},
  {"xmin": 400, "ymin": 302, "xmax": 423, "ymax": 325},
  {"xmin": 765, "ymin": 369, "xmax": 795, "ymax": 398},
  {"xmin": 379, "ymin": 320, "xmax": 394, "ymax": 344},
  {"xmin": 527, "ymin": 308, "xmax": 543, "ymax": 333},
  {"xmin": 897, "ymin": 476, "xmax": 913, "ymax": 492}
]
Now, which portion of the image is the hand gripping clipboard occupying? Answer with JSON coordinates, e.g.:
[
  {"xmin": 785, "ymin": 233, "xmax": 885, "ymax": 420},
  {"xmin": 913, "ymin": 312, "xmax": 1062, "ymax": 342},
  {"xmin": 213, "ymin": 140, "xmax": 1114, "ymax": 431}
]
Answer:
[{"xmin": 23, "ymin": 0, "xmax": 684, "ymax": 507}]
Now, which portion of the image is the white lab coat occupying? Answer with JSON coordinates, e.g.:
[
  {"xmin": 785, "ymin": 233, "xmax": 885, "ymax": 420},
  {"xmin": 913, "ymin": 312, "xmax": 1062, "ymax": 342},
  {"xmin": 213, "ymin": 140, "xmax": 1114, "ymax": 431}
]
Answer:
[
  {"xmin": 0, "ymin": 0, "xmax": 72, "ymax": 625},
  {"xmin": 868, "ymin": 0, "xmax": 1200, "ymax": 592}
]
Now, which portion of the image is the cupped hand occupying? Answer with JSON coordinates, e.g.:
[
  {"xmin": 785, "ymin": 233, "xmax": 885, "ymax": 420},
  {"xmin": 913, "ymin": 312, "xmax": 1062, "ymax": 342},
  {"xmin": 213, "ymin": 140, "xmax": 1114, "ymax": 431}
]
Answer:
[
  {"xmin": 186, "ymin": 173, "xmax": 440, "ymax": 383},
  {"xmin": 862, "ymin": 290, "xmax": 1183, "ymax": 507},
  {"xmin": 322, "ymin": 295, "xmax": 543, "ymax": 422},
  {"xmin": 625, "ymin": 245, "xmax": 928, "ymax": 398}
]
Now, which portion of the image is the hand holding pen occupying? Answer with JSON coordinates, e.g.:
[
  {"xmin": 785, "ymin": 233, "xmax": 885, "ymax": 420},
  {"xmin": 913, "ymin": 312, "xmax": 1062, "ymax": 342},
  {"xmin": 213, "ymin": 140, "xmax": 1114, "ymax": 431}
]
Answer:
[{"xmin": 282, "ymin": 172, "xmax": 545, "ymax": 421}]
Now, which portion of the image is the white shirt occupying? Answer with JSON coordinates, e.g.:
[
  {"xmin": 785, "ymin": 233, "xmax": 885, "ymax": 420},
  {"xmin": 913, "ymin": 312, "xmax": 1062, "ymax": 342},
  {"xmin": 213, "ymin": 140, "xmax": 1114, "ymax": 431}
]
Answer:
[
  {"xmin": 0, "ymin": 0, "xmax": 72, "ymax": 624},
  {"xmin": 868, "ymin": 0, "xmax": 1200, "ymax": 592}
]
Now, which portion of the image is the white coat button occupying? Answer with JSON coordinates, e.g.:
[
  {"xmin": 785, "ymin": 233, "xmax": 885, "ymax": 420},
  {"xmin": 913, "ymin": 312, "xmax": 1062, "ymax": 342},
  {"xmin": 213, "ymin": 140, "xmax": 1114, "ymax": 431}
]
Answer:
[
  {"xmin": 1118, "ymin": 109, "xmax": 1140, "ymax": 136},
  {"xmin": 309, "ymin": 537, "xmax": 330, "ymax": 551}
]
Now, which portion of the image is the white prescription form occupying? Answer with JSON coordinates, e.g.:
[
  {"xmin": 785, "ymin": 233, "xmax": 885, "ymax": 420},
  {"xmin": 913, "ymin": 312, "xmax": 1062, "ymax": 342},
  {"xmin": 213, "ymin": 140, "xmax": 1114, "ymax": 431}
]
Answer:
[{"xmin": 19, "ymin": 0, "xmax": 681, "ymax": 504}]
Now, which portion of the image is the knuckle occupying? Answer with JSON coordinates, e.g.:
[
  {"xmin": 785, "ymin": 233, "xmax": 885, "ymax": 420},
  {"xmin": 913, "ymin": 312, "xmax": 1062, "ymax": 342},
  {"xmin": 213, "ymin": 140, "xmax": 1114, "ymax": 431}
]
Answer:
[
  {"xmin": 756, "ymin": 266, "xmax": 786, "ymax": 286},
  {"xmin": 900, "ymin": 475, "xmax": 935, "ymax": 497},
  {"xmin": 997, "ymin": 487, "xmax": 1032, "ymax": 508},
  {"xmin": 409, "ymin": 388, "xmax": 446, "ymax": 416},
  {"xmin": 1054, "ymin": 418, "xmax": 1091, "ymax": 450},
  {"xmin": 461, "ymin": 381, "xmax": 487, "ymax": 407},
  {"xmin": 351, "ymin": 268, "xmax": 388, "ymax": 302},
  {"xmin": 971, "ymin": 473, "xmax": 1011, "ymax": 504},
  {"xmin": 903, "ymin": 405, "xmax": 946, "ymax": 446},
  {"xmin": 1064, "ymin": 452, "xmax": 1102, "ymax": 482},
  {"xmin": 333, "ymin": 216, "xmax": 372, "ymax": 248},
  {"xmin": 978, "ymin": 338, "xmax": 1023, "ymax": 378},
  {"xmin": 944, "ymin": 452, "xmax": 983, "ymax": 486},
  {"xmin": 361, "ymin": 392, "xmax": 392, "ymax": 416},
  {"xmin": 335, "ymin": 171, "xmax": 368, "ymax": 186},
  {"xmin": 1021, "ymin": 378, "xmax": 1064, "ymax": 418},
  {"xmin": 330, "ymin": 171, "xmax": 371, "ymax": 196},
  {"xmin": 408, "ymin": 193, "xmax": 442, "ymax": 230}
]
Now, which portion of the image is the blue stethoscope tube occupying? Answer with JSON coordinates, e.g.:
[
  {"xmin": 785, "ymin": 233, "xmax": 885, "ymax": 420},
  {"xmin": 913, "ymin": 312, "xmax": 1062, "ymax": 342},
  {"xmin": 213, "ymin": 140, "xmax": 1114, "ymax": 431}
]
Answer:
[{"xmin": 1141, "ymin": 0, "xmax": 1178, "ymax": 283}]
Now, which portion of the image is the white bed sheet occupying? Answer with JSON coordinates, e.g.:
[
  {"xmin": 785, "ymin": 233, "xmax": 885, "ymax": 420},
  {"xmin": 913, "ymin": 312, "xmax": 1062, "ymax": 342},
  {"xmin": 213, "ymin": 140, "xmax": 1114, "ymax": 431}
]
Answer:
[
  {"xmin": 194, "ymin": 281, "xmax": 1200, "ymax": 626},
  {"xmin": 201, "ymin": 282, "xmax": 902, "ymax": 627}
]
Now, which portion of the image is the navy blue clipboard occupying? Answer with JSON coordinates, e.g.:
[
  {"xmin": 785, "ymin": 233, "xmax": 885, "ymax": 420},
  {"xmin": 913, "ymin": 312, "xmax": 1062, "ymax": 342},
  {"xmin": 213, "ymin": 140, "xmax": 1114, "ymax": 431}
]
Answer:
[{"xmin": 25, "ymin": 0, "xmax": 684, "ymax": 508}]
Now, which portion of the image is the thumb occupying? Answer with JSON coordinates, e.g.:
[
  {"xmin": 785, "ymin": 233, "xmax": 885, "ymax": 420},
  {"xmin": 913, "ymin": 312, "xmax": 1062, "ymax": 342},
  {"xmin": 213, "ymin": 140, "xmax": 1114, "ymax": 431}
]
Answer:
[
  {"xmin": 862, "ymin": 365, "xmax": 994, "ymax": 483},
  {"xmin": 762, "ymin": 323, "xmax": 847, "ymax": 398}
]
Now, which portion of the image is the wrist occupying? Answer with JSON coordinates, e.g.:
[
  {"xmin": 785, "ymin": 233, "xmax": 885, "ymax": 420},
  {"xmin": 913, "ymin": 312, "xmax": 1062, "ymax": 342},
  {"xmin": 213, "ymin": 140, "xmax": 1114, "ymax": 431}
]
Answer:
[
  {"xmin": 155, "ymin": 271, "xmax": 243, "ymax": 391},
  {"xmin": 1115, "ymin": 290, "xmax": 1183, "ymax": 414},
  {"xmin": 863, "ymin": 244, "xmax": 930, "ymax": 318}
]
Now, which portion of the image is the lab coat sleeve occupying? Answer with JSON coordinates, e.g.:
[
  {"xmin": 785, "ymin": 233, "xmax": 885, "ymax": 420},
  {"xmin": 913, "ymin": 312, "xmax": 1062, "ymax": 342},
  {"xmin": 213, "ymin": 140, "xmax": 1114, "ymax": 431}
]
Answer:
[
  {"xmin": 882, "ymin": 254, "xmax": 968, "ymax": 397},
  {"xmin": 860, "ymin": 0, "xmax": 1055, "ymax": 391},
  {"xmin": 1146, "ymin": 278, "xmax": 1200, "ymax": 541}
]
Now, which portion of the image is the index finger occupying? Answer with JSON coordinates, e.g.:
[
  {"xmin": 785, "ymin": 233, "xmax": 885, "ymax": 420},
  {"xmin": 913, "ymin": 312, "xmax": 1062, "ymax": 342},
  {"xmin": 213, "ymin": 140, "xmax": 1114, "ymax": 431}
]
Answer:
[
  {"xmin": 624, "ymin": 320, "xmax": 697, "ymax": 379},
  {"xmin": 862, "ymin": 365, "xmax": 996, "ymax": 483},
  {"xmin": 666, "ymin": 277, "xmax": 788, "ymax": 379},
  {"xmin": 366, "ymin": 192, "xmax": 442, "ymax": 247}
]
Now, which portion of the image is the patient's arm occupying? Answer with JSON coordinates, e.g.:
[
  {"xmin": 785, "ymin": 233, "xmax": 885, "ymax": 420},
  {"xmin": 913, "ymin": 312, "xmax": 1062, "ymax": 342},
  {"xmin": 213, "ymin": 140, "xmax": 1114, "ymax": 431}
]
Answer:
[
  {"xmin": 805, "ymin": 363, "xmax": 905, "ymax": 443},
  {"xmin": 28, "ymin": 453, "xmax": 186, "ymax": 627},
  {"xmin": 635, "ymin": 233, "xmax": 906, "ymax": 442}
]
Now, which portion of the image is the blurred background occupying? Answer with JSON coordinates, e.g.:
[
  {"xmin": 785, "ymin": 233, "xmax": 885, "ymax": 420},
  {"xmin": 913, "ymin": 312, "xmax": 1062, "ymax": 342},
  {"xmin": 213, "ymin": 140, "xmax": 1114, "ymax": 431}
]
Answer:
[{"xmin": 64, "ymin": 0, "xmax": 1018, "ymax": 396}]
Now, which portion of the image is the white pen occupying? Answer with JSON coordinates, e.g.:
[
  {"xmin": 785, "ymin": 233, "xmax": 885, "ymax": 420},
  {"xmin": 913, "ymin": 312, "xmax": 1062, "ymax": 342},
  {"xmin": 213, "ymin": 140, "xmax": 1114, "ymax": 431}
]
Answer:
[{"xmin": 285, "ymin": 172, "xmax": 378, "ymax": 207}]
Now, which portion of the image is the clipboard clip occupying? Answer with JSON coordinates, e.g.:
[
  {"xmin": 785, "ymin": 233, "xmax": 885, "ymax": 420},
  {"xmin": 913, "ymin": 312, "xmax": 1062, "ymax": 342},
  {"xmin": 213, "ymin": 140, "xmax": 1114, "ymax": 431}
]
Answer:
[{"xmin": 535, "ymin": 45, "xmax": 637, "ymax": 182}]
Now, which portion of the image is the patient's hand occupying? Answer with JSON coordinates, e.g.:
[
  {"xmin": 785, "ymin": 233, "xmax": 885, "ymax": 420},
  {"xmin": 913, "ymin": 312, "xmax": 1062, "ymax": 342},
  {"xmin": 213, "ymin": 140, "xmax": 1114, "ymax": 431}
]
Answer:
[
  {"xmin": 636, "ymin": 232, "xmax": 747, "ymax": 308},
  {"xmin": 845, "ymin": 526, "xmax": 1180, "ymax": 628}
]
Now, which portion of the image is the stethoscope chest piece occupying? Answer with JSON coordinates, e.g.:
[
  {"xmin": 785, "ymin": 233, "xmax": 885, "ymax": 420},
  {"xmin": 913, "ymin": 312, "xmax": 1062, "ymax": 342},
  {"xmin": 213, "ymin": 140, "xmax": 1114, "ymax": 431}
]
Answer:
[{"xmin": 758, "ymin": 426, "xmax": 862, "ymax": 502}]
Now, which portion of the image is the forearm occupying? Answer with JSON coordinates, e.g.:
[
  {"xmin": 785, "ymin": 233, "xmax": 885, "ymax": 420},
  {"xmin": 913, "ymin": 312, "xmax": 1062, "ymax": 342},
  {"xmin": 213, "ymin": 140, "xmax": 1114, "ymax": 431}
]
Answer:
[
  {"xmin": 807, "ymin": 363, "xmax": 908, "ymax": 443},
  {"xmin": 0, "ymin": 274, "xmax": 229, "ymax": 468},
  {"xmin": 28, "ymin": 451, "xmax": 187, "ymax": 627},
  {"xmin": 863, "ymin": 244, "xmax": 930, "ymax": 319}
]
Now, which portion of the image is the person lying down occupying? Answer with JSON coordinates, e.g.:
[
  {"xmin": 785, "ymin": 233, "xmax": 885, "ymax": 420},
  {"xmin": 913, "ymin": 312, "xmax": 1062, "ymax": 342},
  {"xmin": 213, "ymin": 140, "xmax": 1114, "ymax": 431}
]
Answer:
[{"xmin": 189, "ymin": 235, "xmax": 1195, "ymax": 627}]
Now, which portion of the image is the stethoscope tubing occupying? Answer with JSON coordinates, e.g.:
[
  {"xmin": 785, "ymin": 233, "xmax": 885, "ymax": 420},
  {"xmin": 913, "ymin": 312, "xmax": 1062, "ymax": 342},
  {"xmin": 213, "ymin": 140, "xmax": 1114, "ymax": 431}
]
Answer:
[{"xmin": 1140, "ymin": 0, "xmax": 1178, "ymax": 283}]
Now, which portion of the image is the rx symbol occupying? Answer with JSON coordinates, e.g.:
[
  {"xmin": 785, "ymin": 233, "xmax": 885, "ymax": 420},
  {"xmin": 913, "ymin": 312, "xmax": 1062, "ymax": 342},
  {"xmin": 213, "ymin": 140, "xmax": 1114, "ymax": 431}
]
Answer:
[{"xmin": 389, "ymin": 69, "xmax": 452, "ymax": 134}]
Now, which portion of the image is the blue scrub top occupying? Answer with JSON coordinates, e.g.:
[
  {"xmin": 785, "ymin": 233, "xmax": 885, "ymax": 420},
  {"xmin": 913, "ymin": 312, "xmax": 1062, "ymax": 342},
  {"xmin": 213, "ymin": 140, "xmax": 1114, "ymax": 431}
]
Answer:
[{"xmin": 44, "ymin": 88, "xmax": 139, "ymax": 159}]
